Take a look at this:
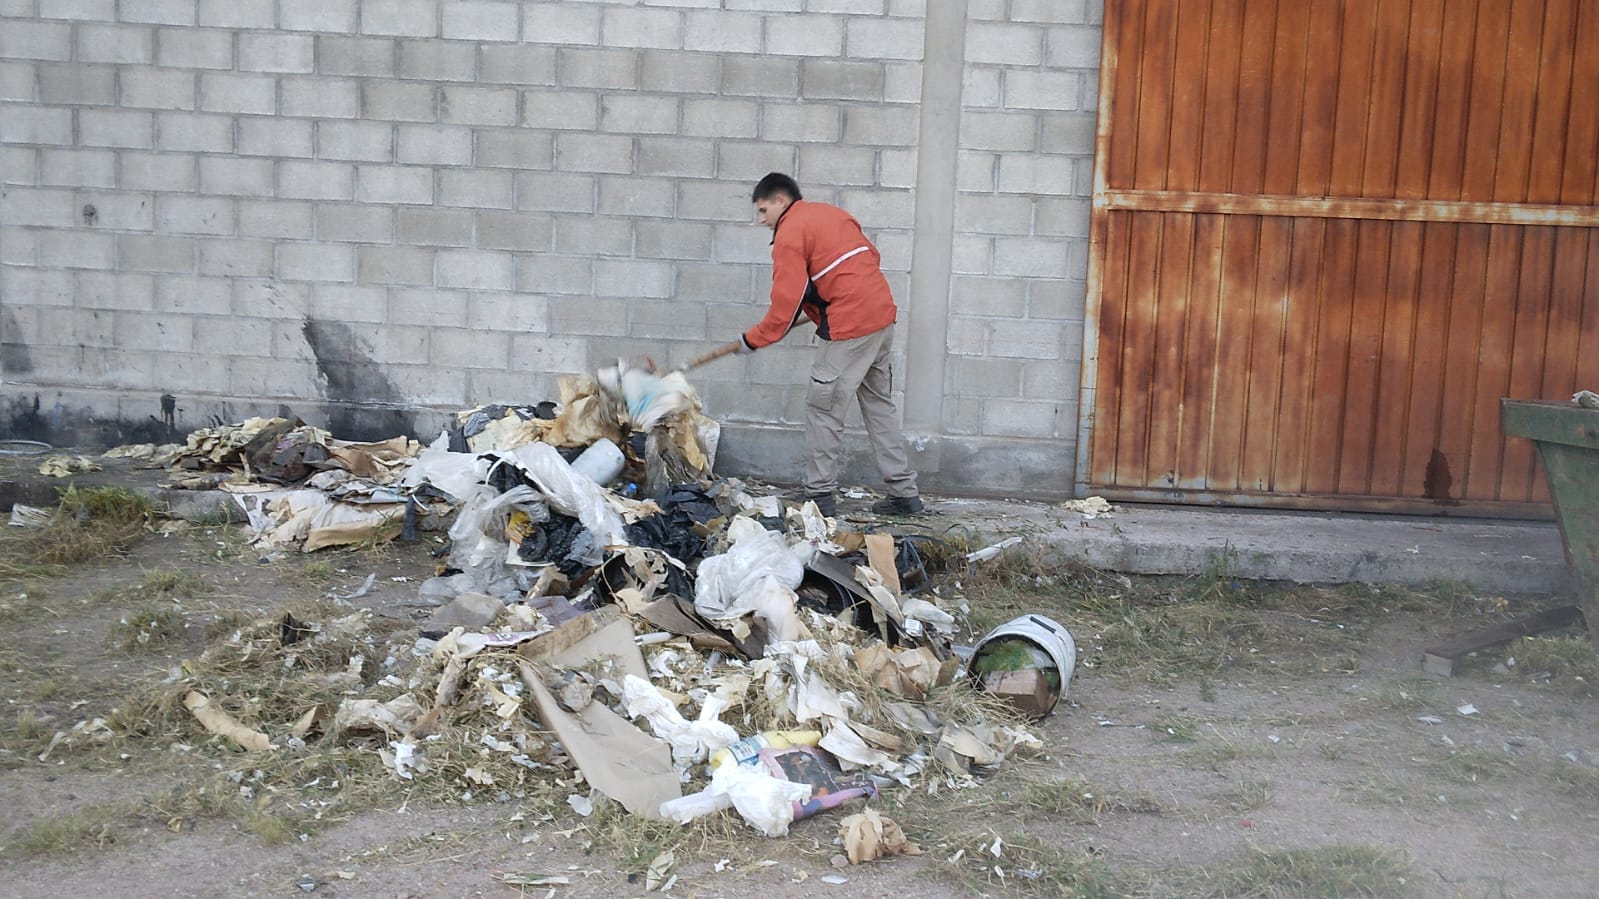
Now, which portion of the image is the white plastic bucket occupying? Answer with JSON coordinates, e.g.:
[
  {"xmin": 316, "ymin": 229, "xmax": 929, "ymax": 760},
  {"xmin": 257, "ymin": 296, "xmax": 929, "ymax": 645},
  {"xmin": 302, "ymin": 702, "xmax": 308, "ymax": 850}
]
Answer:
[
  {"xmin": 970, "ymin": 614, "xmax": 1077, "ymax": 716},
  {"xmin": 569, "ymin": 438, "xmax": 624, "ymax": 486}
]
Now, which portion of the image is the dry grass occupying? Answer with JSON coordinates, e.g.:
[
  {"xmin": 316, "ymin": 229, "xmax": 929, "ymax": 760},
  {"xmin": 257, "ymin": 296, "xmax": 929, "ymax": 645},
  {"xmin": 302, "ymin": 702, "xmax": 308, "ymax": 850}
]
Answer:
[
  {"xmin": 1497, "ymin": 635, "xmax": 1599, "ymax": 698},
  {"xmin": 1181, "ymin": 844, "xmax": 1412, "ymax": 899}
]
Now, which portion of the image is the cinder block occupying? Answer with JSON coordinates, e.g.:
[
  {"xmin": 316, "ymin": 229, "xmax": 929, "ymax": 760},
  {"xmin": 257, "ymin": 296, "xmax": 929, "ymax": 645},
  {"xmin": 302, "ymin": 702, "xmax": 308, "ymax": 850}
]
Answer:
[
  {"xmin": 874, "ymin": 231, "xmax": 911, "ymax": 271},
  {"xmin": 640, "ymin": 50, "xmax": 719, "ymax": 94},
  {"xmin": 595, "ymin": 258, "xmax": 672, "ymax": 298},
  {"xmin": 842, "ymin": 105, "xmax": 918, "ymax": 146},
  {"xmin": 635, "ymin": 219, "xmax": 713, "ymax": 260},
  {"xmin": 558, "ymin": 48, "xmax": 639, "ymax": 89},
  {"xmin": 515, "ymin": 254, "xmax": 592, "ymax": 295},
  {"xmin": 605, "ymin": 101, "xmax": 687, "ymax": 144},
  {"xmin": 1040, "ymin": 112, "xmax": 1096, "ymax": 154},
  {"xmin": 317, "ymin": 120, "xmax": 393, "ymax": 162},
  {"xmin": 430, "ymin": 326, "xmax": 508, "ymax": 368},
  {"xmin": 957, "ymin": 149, "xmax": 996, "ymax": 191},
  {"xmin": 552, "ymin": 216, "xmax": 631, "ymax": 255},
  {"xmin": 767, "ymin": 15, "xmax": 843, "ymax": 56},
  {"xmin": 512, "ymin": 171, "xmax": 594, "ymax": 213},
  {"xmin": 1003, "ymin": 70, "xmax": 1078, "ymax": 111},
  {"xmin": 239, "ymin": 200, "xmax": 314, "ymax": 239},
  {"xmin": 361, "ymin": 0, "xmax": 437, "ymax": 37},
  {"xmin": 475, "ymin": 211, "xmax": 552, "ymax": 251},
  {"xmin": 996, "ymin": 153, "xmax": 1072, "ymax": 194},
  {"xmin": 309, "ymin": 283, "xmax": 387, "ymax": 321},
  {"xmin": 955, "ymin": 193, "xmax": 1034, "ymax": 235},
  {"xmin": 800, "ymin": 59, "xmax": 883, "ymax": 101},
  {"xmin": 884, "ymin": 60, "xmax": 921, "ymax": 102},
  {"xmin": 985, "ymin": 317, "xmax": 1066, "ymax": 363},
  {"xmin": 239, "ymin": 118, "xmax": 314, "ymax": 158},
  {"xmin": 389, "ymin": 287, "xmax": 468, "ymax": 328},
  {"xmin": 1033, "ymin": 196, "xmax": 1089, "ymax": 237},
  {"xmin": 79, "ymin": 190, "xmax": 155, "ymax": 229},
  {"xmin": 397, "ymin": 207, "xmax": 473, "ymax": 246},
  {"xmin": 1, "ymin": 267, "xmax": 75, "ymax": 305},
  {"xmin": 199, "ymin": 0, "xmax": 274, "ymax": 28},
  {"xmin": 76, "ymin": 272, "xmax": 155, "ymax": 311},
  {"xmin": 279, "ymin": 160, "xmax": 356, "ymax": 201},
  {"xmin": 355, "ymin": 165, "xmax": 433, "ymax": 204},
  {"xmin": 839, "ymin": 188, "xmax": 913, "ymax": 229},
  {"xmin": 1, "ymin": 225, "xmax": 36, "ymax": 264},
  {"xmin": 442, "ymin": 1, "xmax": 519, "ymax": 42},
  {"xmin": 725, "ymin": 0, "xmax": 801, "ymax": 9},
  {"xmin": 479, "ymin": 45, "xmax": 557, "ymax": 85},
  {"xmin": 951, "ymin": 274, "xmax": 1026, "ymax": 318},
  {"xmin": 630, "ymin": 299, "xmax": 706, "ymax": 340},
  {"xmin": 845, "ymin": 16, "xmax": 922, "ymax": 60},
  {"xmin": 0, "ymin": 187, "xmax": 74, "ymax": 226},
  {"xmin": 232, "ymin": 277, "xmax": 311, "ymax": 318},
  {"xmin": 198, "ymin": 73, "xmax": 276, "ymax": 115},
  {"xmin": 362, "ymin": 81, "xmax": 436, "ymax": 122},
  {"xmin": 0, "ymin": 108, "xmax": 71, "ymax": 145},
  {"xmin": 711, "ymin": 223, "xmax": 771, "ymax": 264},
  {"xmin": 722, "ymin": 56, "xmax": 798, "ymax": 97},
  {"xmin": 320, "ymin": 36, "xmax": 397, "ymax": 77},
  {"xmin": 437, "ymin": 249, "xmax": 513, "ymax": 290},
  {"xmin": 716, "ymin": 141, "xmax": 797, "ymax": 181},
  {"xmin": 961, "ymin": 110, "xmax": 1038, "ymax": 152},
  {"xmin": 357, "ymin": 245, "xmax": 434, "ymax": 285},
  {"xmin": 438, "ymin": 169, "xmax": 513, "ymax": 209},
  {"xmin": 951, "ymin": 234, "xmax": 992, "ymax": 274},
  {"xmin": 40, "ymin": 229, "xmax": 115, "ymax": 269},
  {"xmin": 602, "ymin": 7, "xmax": 682, "ymax": 49},
  {"xmin": 945, "ymin": 315, "xmax": 987, "ymax": 355},
  {"xmin": 118, "ymin": 234, "xmax": 194, "ymax": 272},
  {"xmin": 399, "ymin": 39, "xmax": 477, "ymax": 81},
  {"xmin": 523, "ymin": 4, "xmax": 601, "ymax": 45},
  {"xmin": 282, "ymin": 77, "xmax": 360, "ymax": 118},
  {"xmin": 38, "ymin": 63, "xmax": 116, "ymax": 105},
  {"xmin": 40, "ymin": 148, "xmax": 116, "ymax": 187},
  {"xmin": 675, "ymin": 261, "xmax": 750, "ymax": 300},
  {"xmin": 467, "ymin": 293, "xmax": 547, "ymax": 333},
  {"xmin": 548, "ymin": 295, "xmax": 627, "ymax": 337},
  {"xmin": 797, "ymin": 144, "xmax": 875, "ymax": 185},
  {"xmin": 675, "ymin": 180, "xmax": 748, "ymax": 221},
  {"xmin": 153, "ymin": 274, "xmax": 230, "ymax": 313},
  {"xmin": 477, "ymin": 129, "xmax": 554, "ymax": 169},
  {"xmin": 683, "ymin": 10, "xmax": 760, "ymax": 51},
  {"xmin": 950, "ymin": 355, "xmax": 1023, "ymax": 397},
  {"xmin": 992, "ymin": 236, "xmax": 1068, "ymax": 278},
  {"xmin": 121, "ymin": 67, "xmax": 196, "ymax": 110},
  {"xmin": 279, "ymin": 242, "xmax": 356, "ymax": 282},
  {"xmin": 810, "ymin": 0, "xmax": 884, "ymax": 11},
  {"xmin": 638, "ymin": 136, "xmax": 714, "ymax": 177},
  {"xmin": 157, "ymin": 27, "xmax": 234, "ymax": 69},
  {"xmin": 230, "ymin": 356, "xmax": 319, "ymax": 399},
  {"xmin": 316, "ymin": 204, "xmax": 393, "ymax": 243},
  {"xmin": 1025, "ymin": 277, "xmax": 1087, "ymax": 322},
  {"xmin": 980, "ymin": 398, "xmax": 1060, "ymax": 438},
  {"xmin": 597, "ymin": 175, "xmax": 674, "ymax": 218},
  {"xmin": 385, "ymin": 363, "xmax": 467, "ymax": 405},
  {"xmin": 441, "ymin": 86, "xmax": 517, "ymax": 125},
  {"xmin": 197, "ymin": 237, "xmax": 274, "ymax": 277},
  {"xmin": 763, "ymin": 103, "xmax": 841, "ymax": 142},
  {"xmin": 197, "ymin": 315, "xmax": 275, "ymax": 357},
  {"xmin": 683, "ymin": 98, "xmax": 758, "ymax": 138},
  {"xmin": 40, "ymin": 0, "xmax": 116, "ymax": 20},
  {"xmin": 967, "ymin": 0, "xmax": 1006, "ymax": 18},
  {"xmin": 508, "ymin": 334, "xmax": 585, "ymax": 376},
  {"xmin": 967, "ymin": 22, "xmax": 1043, "ymax": 65},
  {"xmin": 119, "ymin": 0, "xmax": 195, "ymax": 25},
  {"xmin": 1, "ymin": 20, "xmax": 71, "ymax": 60},
  {"xmin": 555, "ymin": 133, "xmax": 633, "ymax": 174},
  {"xmin": 524, "ymin": 89, "xmax": 599, "ymax": 130},
  {"xmin": 113, "ymin": 313, "xmax": 194, "ymax": 354},
  {"xmin": 238, "ymin": 33, "xmax": 315, "ymax": 73},
  {"xmin": 280, "ymin": 0, "xmax": 358, "ymax": 33},
  {"xmin": 1046, "ymin": 24, "xmax": 1100, "ymax": 67},
  {"xmin": 0, "ymin": 62, "xmax": 33, "ymax": 102},
  {"xmin": 156, "ymin": 196, "xmax": 235, "ymax": 235},
  {"xmin": 396, "ymin": 124, "xmax": 473, "ymax": 165},
  {"xmin": 75, "ymin": 23, "xmax": 152, "ymax": 63},
  {"xmin": 1013, "ymin": 0, "xmax": 1088, "ymax": 24}
]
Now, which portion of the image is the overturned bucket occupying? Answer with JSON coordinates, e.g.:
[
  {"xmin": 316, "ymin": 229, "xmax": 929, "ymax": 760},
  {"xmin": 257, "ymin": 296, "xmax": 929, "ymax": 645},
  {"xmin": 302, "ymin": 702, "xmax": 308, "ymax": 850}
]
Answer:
[{"xmin": 968, "ymin": 614, "xmax": 1076, "ymax": 719}]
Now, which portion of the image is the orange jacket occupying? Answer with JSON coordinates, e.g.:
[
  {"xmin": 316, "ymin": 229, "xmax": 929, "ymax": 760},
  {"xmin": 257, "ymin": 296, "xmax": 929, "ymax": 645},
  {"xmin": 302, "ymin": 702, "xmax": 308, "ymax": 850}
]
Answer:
[{"xmin": 741, "ymin": 200, "xmax": 897, "ymax": 350}]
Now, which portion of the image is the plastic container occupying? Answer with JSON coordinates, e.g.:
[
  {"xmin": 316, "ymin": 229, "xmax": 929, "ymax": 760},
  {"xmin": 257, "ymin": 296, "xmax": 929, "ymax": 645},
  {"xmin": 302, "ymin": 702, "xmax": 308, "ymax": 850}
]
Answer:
[
  {"xmin": 568, "ymin": 437, "xmax": 624, "ymax": 486},
  {"xmin": 709, "ymin": 730, "xmax": 822, "ymax": 770},
  {"xmin": 968, "ymin": 614, "xmax": 1076, "ymax": 718}
]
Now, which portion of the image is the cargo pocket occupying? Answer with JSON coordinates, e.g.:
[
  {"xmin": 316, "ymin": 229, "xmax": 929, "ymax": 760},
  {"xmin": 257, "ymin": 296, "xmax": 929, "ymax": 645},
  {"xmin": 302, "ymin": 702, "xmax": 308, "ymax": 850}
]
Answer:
[{"xmin": 807, "ymin": 362, "xmax": 842, "ymax": 415}]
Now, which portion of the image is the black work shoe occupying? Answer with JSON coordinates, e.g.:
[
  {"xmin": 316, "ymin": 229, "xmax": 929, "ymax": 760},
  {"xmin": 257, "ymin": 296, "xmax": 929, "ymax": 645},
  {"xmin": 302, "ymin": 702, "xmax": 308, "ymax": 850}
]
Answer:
[
  {"xmin": 871, "ymin": 494, "xmax": 924, "ymax": 515},
  {"xmin": 802, "ymin": 492, "xmax": 836, "ymax": 517}
]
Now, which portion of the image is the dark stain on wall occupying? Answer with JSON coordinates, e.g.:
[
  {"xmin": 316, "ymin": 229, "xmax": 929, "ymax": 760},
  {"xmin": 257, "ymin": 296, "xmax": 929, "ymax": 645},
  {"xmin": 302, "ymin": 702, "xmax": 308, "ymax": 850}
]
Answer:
[
  {"xmin": 301, "ymin": 319, "xmax": 416, "ymax": 440},
  {"xmin": 0, "ymin": 309, "xmax": 32, "ymax": 377}
]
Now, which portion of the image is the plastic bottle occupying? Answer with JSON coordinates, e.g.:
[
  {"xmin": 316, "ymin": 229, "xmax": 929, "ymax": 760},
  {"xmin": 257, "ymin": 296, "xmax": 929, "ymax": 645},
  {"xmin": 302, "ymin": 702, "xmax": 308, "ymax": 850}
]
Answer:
[
  {"xmin": 568, "ymin": 437, "xmax": 624, "ymax": 485},
  {"xmin": 708, "ymin": 730, "xmax": 823, "ymax": 770}
]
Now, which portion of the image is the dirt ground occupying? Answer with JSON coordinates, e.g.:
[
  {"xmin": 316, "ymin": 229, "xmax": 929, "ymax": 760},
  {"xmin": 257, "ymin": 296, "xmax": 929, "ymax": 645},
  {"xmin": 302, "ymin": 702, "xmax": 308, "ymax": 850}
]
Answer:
[{"xmin": 1, "ymin": 498, "xmax": 1596, "ymax": 898}]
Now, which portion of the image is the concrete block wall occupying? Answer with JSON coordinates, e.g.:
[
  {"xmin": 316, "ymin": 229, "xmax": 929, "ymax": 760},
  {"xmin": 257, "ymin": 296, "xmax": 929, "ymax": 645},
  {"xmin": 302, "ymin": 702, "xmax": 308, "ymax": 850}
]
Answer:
[{"xmin": 1, "ymin": 0, "xmax": 1101, "ymax": 496}]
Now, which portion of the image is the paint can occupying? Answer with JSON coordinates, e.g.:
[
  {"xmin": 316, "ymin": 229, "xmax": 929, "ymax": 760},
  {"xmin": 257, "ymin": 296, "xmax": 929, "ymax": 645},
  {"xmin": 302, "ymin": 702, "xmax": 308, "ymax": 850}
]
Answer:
[{"xmin": 968, "ymin": 614, "xmax": 1077, "ymax": 718}]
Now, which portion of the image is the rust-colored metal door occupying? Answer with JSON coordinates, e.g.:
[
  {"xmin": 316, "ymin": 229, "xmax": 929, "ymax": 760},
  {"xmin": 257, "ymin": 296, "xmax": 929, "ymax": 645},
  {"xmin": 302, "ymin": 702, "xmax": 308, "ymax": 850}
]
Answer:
[{"xmin": 1081, "ymin": 0, "xmax": 1599, "ymax": 515}]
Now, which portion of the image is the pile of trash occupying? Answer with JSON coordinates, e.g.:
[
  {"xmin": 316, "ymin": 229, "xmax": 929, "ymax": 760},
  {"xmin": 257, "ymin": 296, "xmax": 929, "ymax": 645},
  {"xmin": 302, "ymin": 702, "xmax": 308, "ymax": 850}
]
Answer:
[{"xmin": 93, "ymin": 360, "xmax": 1076, "ymax": 848}]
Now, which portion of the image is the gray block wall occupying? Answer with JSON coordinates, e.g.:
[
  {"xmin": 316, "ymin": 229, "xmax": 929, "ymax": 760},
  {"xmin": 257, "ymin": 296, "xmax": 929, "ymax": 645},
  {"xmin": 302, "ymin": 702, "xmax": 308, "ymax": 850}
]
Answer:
[{"xmin": 0, "ymin": 0, "xmax": 1100, "ymax": 496}]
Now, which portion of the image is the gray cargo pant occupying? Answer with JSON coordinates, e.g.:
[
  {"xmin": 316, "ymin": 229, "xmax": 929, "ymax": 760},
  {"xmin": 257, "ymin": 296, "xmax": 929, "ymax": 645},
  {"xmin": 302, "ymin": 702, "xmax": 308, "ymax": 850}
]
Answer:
[{"xmin": 803, "ymin": 324, "xmax": 919, "ymax": 498}]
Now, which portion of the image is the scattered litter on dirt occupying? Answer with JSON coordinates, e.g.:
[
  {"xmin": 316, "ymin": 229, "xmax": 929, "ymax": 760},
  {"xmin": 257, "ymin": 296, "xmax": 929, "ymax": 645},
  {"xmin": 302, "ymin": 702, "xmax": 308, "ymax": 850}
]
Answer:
[{"xmin": 38, "ymin": 455, "xmax": 102, "ymax": 477}]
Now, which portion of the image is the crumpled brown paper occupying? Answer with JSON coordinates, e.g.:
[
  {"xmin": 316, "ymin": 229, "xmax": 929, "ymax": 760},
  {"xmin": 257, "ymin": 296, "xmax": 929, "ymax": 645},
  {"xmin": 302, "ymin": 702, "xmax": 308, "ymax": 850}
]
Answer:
[{"xmin": 839, "ymin": 807, "xmax": 922, "ymax": 864}]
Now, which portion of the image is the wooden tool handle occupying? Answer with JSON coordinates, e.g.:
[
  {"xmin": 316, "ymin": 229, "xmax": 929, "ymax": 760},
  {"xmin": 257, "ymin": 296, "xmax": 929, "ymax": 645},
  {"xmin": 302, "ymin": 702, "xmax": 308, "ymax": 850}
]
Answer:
[{"xmin": 685, "ymin": 340, "xmax": 742, "ymax": 370}]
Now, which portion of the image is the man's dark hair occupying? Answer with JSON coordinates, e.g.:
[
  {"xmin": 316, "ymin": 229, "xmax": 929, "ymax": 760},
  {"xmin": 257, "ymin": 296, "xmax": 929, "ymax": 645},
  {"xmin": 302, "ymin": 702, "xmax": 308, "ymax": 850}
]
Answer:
[{"xmin": 751, "ymin": 172, "xmax": 802, "ymax": 202}]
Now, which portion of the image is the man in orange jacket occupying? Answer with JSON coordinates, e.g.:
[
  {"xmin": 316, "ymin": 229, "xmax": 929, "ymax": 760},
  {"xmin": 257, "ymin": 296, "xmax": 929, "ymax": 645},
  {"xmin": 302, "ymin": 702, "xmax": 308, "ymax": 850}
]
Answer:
[{"xmin": 734, "ymin": 173, "xmax": 922, "ymax": 517}]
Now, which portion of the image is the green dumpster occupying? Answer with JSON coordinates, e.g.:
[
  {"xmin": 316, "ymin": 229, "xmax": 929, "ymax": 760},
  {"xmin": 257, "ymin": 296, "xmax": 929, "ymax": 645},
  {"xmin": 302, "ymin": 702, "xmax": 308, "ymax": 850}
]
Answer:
[{"xmin": 1501, "ymin": 399, "xmax": 1599, "ymax": 637}]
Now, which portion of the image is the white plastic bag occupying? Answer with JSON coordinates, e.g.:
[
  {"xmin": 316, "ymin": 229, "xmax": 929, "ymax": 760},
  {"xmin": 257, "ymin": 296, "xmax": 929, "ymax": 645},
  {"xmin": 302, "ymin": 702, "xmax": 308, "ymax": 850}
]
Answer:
[
  {"xmin": 500, "ymin": 442, "xmax": 628, "ymax": 548},
  {"xmin": 694, "ymin": 517, "xmax": 806, "ymax": 622},
  {"xmin": 621, "ymin": 674, "xmax": 739, "ymax": 765},
  {"xmin": 402, "ymin": 431, "xmax": 489, "ymax": 501}
]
